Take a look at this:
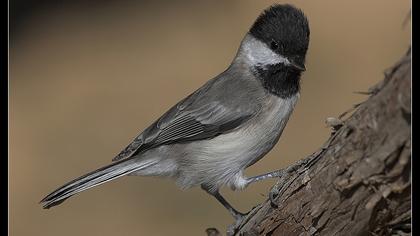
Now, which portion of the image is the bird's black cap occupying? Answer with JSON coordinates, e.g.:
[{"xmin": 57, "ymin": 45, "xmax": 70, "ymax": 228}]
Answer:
[{"xmin": 250, "ymin": 4, "xmax": 310, "ymax": 63}]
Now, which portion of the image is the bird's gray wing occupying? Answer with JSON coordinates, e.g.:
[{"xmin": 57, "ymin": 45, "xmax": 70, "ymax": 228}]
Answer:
[{"xmin": 112, "ymin": 79, "xmax": 254, "ymax": 162}]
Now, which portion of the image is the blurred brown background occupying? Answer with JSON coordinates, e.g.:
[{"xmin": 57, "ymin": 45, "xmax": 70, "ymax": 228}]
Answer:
[{"xmin": 10, "ymin": 0, "xmax": 410, "ymax": 235}]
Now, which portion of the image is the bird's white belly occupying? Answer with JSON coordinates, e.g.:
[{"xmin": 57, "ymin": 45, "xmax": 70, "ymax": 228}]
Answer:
[{"xmin": 175, "ymin": 94, "xmax": 299, "ymax": 191}]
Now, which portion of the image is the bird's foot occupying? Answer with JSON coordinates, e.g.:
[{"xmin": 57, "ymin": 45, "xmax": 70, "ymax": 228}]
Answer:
[
  {"xmin": 226, "ymin": 212, "xmax": 247, "ymax": 236},
  {"xmin": 269, "ymin": 186, "xmax": 280, "ymax": 208},
  {"xmin": 268, "ymin": 153, "xmax": 325, "ymax": 207},
  {"xmin": 268, "ymin": 167, "xmax": 306, "ymax": 208}
]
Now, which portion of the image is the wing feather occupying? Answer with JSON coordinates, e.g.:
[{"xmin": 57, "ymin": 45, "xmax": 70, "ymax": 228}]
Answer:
[{"xmin": 112, "ymin": 78, "xmax": 255, "ymax": 162}]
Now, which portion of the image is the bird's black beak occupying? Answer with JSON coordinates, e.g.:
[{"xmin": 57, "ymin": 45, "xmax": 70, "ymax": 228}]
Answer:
[{"xmin": 289, "ymin": 60, "xmax": 306, "ymax": 72}]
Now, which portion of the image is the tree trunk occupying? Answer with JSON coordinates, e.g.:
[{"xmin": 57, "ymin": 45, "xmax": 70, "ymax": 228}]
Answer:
[{"xmin": 214, "ymin": 48, "xmax": 411, "ymax": 236}]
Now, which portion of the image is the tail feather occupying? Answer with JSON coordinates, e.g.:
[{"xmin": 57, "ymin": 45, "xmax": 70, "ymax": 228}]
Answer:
[{"xmin": 40, "ymin": 158, "xmax": 156, "ymax": 209}]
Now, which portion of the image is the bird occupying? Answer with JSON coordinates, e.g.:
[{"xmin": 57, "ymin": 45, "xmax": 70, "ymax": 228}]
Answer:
[{"xmin": 41, "ymin": 3, "xmax": 310, "ymax": 227}]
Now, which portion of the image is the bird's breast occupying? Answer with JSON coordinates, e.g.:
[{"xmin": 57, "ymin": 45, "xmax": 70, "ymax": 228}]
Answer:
[
  {"xmin": 185, "ymin": 93, "xmax": 298, "ymax": 171},
  {"xmin": 237, "ymin": 93, "xmax": 299, "ymax": 167}
]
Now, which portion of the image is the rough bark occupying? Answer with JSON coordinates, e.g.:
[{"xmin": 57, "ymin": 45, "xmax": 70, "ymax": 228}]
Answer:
[{"xmin": 210, "ymin": 48, "xmax": 411, "ymax": 236}]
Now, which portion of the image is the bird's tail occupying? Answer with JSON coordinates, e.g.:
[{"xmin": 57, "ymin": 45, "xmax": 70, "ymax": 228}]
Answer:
[{"xmin": 40, "ymin": 158, "xmax": 157, "ymax": 209}]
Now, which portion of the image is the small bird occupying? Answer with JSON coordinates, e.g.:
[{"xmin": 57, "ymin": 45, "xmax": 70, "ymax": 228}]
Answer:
[{"xmin": 41, "ymin": 3, "xmax": 310, "ymax": 226}]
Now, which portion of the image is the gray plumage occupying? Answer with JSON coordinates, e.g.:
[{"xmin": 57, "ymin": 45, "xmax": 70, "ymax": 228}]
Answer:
[{"xmin": 41, "ymin": 4, "xmax": 310, "ymax": 225}]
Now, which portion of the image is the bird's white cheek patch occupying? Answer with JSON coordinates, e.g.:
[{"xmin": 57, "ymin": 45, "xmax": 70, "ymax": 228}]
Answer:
[{"xmin": 241, "ymin": 34, "xmax": 290, "ymax": 67}]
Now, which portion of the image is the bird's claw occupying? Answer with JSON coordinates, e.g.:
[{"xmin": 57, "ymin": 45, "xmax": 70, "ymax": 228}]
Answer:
[
  {"xmin": 226, "ymin": 212, "xmax": 247, "ymax": 236},
  {"xmin": 269, "ymin": 187, "xmax": 279, "ymax": 208}
]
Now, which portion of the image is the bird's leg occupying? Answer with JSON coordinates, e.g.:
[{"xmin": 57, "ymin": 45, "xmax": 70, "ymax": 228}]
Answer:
[
  {"xmin": 201, "ymin": 185, "xmax": 245, "ymax": 221},
  {"xmin": 245, "ymin": 154, "xmax": 324, "ymax": 207},
  {"xmin": 201, "ymin": 185, "xmax": 246, "ymax": 236},
  {"xmin": 245, "ymin": 169, "xmax": 285, "ymax": 186},
  {"xmin": 244, "ymin": 169, "xmax": 287, "ymax": 208}
]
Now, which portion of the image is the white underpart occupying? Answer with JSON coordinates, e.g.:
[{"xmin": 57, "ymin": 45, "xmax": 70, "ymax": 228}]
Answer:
[{"xmin": 240, "ymin": 34, "xmax": 291, "ymax": 67}]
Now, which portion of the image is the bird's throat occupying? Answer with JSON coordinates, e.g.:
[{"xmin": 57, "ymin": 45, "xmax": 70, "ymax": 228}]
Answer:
[{"xmin": 253, "ymin": 64, "xmax": 301, "ymax": 99}]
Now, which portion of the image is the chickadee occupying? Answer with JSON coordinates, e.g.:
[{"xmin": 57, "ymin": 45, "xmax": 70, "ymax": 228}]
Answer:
[{"xmin": 41, "ymin": 3, "xmax": 310, "ymax": 224}]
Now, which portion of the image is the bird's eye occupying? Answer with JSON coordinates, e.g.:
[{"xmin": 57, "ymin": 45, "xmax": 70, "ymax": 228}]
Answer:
[{"xmin": 270, "ymin": 40, "xmax": 279, "ymax": 50}]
